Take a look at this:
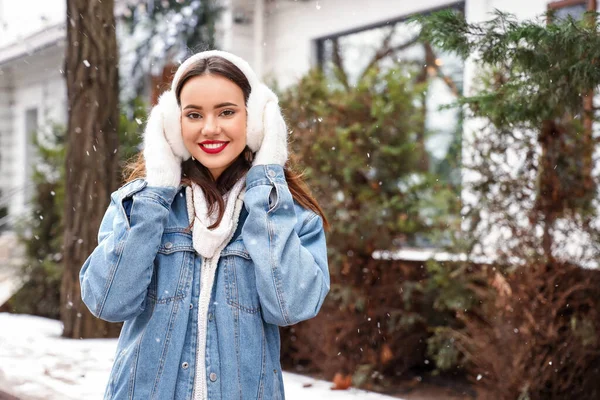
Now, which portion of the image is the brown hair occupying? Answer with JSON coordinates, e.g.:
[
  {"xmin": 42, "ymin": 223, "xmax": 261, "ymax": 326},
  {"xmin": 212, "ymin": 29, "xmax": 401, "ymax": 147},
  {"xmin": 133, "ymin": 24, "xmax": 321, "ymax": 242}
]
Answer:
[{"xmin": 123, "ymin": 56, "xmax": 328, "ymax": 230}]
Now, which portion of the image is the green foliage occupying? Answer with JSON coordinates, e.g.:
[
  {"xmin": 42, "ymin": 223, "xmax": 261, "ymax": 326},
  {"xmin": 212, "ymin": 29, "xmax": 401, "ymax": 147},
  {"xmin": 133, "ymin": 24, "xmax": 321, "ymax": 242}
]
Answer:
[
  {"xmin": 279, "ymin": 62, "xmax": 464, "ymax": 388},
  {"xmin": 426, "ymin": 327, "xmax": 462, "ymax": 372},
  {"xmin": 8, "ymin": 124, "xmax": 66, "ymax": 318},
  {"xmin": 425, "ymin": 261, "xmax": 479, "ymax": 313},
  {"xmin": 419, "ymin": 10, "xmax": 600, "ymax": 125},
  {"xmin": 281, "ymin": 66, "xmax": 460, "ymax": 274},
  {"xmin": 419, "ymin": 10, "xmax": 600, "ymax": 230},
  {"xmin": 416, "ymin": 10, "xmax": 600, "ymax": 394},
  {"xmin": 118, "ymin": 96, "xmax": 148, "ymax": 177},
  {"xmin": 420, "ymin": 260, "xmax": 492, "ymax": 374},
  {"xmin": 8, "ymin": 102, "xmax": 146, "ymax": 318}
]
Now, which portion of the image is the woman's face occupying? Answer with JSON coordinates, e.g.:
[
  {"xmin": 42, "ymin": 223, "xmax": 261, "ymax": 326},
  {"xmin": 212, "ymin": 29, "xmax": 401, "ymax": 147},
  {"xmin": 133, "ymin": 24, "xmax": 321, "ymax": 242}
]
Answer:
[{"xmin": 179, "ymin": 73, "xmax": 247, "ymax": 180}]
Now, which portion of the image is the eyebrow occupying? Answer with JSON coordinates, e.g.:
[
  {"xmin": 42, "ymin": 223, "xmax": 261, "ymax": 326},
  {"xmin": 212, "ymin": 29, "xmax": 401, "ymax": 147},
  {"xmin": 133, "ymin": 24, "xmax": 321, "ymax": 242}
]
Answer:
[{"xmin": 183, "ymin": 102, "xmax": 239, "ymax": 110}]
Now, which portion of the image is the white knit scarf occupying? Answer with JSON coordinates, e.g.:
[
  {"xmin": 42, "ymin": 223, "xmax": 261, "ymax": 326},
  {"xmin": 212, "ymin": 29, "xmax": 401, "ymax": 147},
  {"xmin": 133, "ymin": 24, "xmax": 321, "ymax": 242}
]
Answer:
[
  {"xmin": 185, "ymin": 177, "xmax": 246, "ymax": 259},
  {"xmin": 185, "ymin": 177, "xmax": 246, "ymax": 400}
]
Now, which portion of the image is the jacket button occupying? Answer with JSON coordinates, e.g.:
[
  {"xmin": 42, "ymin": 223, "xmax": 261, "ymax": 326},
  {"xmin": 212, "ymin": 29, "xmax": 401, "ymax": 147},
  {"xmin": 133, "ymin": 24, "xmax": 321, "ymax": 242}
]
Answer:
[
  {"xmin": 268, "ymin": 169, "xmax": 276, "ymax": 177},
  {"xmin": 209, "ymin": 372, "xmax": 217, "ymax": 382},
  {"xmin": 164, "ymin": 242, "xmax": 173, "ymax": 249},
  {"xmin": 190, "ymin": 303, "xmax": 193, "ymax": 309},
  {"xmin": 208, "ymin": 312, "xmax": 214, "ymax": 321},
  {"xmin": 182, "ymin": 362, "xmax": 189, "ymax": 369}
]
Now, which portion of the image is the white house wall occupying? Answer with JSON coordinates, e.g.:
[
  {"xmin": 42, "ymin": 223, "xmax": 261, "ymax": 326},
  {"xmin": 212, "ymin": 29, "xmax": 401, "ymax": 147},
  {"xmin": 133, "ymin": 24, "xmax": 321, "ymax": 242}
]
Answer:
[
  {"xmin": 2, "ymin": 45, "xmax": 66, "ymax": 222},
  {"xmin": 261, "ymin": 0, "xmax": 454, "ymax": 87},
  {"xmin": 228, "ymin": 16, "xmax": 255, "ymax": 69},
  {"xmin": 0, "ymin": 0, "xmax": 66, "ymax": 48},
  {"xmin": 258, "ymin": 0, "xmax": 555, "ymax": 87},
  {"xmin": 0, "ymin": 67, "xmax": 14, "ymax": 212},
  {"xmin": 223, "ymin": 0, "xmax": 256, "ymax": 68}
]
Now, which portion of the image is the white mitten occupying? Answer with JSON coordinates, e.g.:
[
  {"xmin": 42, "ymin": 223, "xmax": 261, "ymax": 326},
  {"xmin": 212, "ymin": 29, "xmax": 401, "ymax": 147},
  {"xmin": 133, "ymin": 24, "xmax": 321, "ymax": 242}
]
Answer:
[
  {"xmin": 252, "ymin": 100, "xmax": 289, "ymax": 167},
  {"xmin": 143, "ymin": 90, "xmax": 190, "ymax": 187}
]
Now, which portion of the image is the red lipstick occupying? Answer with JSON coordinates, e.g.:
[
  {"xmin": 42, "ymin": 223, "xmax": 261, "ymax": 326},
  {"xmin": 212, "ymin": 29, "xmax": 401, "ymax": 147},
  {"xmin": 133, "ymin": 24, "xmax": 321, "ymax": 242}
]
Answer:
[{"xmin": 199, "ymin": 140, "xmax": 229, "ymax": 154}]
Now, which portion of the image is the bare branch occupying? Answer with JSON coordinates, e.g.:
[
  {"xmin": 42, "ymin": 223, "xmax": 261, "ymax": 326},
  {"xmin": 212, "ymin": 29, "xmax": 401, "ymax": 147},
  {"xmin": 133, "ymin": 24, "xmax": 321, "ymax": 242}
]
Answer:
[{"xmin": 331, "ymin": 38, "xmax": 350, "ymax": 91}]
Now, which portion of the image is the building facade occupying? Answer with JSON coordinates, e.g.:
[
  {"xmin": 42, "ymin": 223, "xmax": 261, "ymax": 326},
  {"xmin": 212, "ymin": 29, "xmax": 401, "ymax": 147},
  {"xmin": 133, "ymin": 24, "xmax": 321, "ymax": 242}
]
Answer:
[
  {"xmin": 0, "ymin": 22, "xmax": 66, "ymax": 229},
  {"xmin": 0, "ymin": 0, "xmax": 592, "ymax": 230}
]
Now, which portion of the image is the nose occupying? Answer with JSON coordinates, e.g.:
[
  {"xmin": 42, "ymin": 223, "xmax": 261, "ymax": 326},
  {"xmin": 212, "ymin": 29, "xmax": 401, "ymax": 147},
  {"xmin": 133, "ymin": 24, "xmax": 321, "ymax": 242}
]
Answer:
[{"xmin": 201, "ymin": 116, "xmax": 220, "ymax": 136}]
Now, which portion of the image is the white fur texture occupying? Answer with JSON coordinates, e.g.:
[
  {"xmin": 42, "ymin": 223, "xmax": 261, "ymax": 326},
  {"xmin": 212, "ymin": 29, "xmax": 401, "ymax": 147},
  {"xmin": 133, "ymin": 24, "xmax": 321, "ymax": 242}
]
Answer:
[
  {"xmin": 143, "ymin": 92, "xmax": 184, "ymax": 187},
  {"xmin": 171, "ymin": 50, "xmax": 260, "ymax": 93},
  {"xmin": 252, "ymin": 100, "xmax": 289, "ymax": 166},
  {"xmin": 246, "ymin": 83, "xmax": 278, "ymax": 152},
  {"xmin": 159, "ymin": 90, "xmax": 191, "ymax": 160}
]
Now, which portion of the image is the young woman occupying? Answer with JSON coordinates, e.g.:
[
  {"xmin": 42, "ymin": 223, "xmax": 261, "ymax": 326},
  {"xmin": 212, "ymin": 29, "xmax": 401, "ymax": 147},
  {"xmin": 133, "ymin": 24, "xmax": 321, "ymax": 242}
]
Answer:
[{"xmin": 80, "ymin": 50, "xmax": 330, "ymax": 400}]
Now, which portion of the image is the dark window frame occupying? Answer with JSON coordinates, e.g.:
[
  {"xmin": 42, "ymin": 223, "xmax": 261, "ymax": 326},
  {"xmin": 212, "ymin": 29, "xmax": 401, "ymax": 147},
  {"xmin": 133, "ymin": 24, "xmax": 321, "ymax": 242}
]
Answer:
[
  {"xmin": 548, "ymin": 0, "xmax": 596, "ymax": 11},
  {"xmin": 314, "ymin": 1, "xmax": 465, "ymax": 67},
  {"xmin": 312, "ymin": 0, "xmax": 466, "ymax": 191},
  {"xmin": 547, "ymin": 0, "xmax": 597, "ymax": 21}
]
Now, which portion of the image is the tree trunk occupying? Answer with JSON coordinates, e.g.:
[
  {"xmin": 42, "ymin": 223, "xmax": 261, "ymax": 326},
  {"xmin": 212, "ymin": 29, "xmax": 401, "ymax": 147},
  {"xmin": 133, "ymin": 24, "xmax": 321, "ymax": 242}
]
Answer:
[{"xmin": 61, "ymin": 0, "xmax": 122, "ymax": 339}]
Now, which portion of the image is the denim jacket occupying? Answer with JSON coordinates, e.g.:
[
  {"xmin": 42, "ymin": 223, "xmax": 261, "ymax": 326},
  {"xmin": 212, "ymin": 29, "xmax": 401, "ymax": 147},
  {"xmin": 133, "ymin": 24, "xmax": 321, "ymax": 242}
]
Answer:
[{"xmin": 80, "ymin": 165, "xmax": 330, "ymax": 400}]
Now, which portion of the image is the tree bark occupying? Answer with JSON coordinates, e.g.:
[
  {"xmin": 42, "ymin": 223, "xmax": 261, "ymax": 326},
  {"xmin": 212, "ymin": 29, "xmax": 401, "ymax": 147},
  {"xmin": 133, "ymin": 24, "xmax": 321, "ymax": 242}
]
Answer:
[{"xmin": 61, "ymin": 0, "xmax": 121, "ymax": 339}]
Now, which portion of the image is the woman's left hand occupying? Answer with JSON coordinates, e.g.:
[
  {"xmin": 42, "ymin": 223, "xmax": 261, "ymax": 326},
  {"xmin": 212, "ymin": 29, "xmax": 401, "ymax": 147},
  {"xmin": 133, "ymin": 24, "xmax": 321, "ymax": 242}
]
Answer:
[{"xmin": 252, "ymin": 93, "xmax": 289, "ymax": 167}]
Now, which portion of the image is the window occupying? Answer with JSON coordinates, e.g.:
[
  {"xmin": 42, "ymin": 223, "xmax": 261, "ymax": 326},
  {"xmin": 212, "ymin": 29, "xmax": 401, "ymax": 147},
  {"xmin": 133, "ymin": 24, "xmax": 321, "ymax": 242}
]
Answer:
[
  {"xmin": 24, "ymin": 107, "xmax": 38, "ymax": 203},
  {"xmin": 548, "ymin": 0, "xmax": 597, "ymax": 21},
  {"xmin": 25, "ymin": 108, "xmax": 38, "ymax": 151},
  {"xmin": 315, "ymin": 3, "xmax": 465, "ymax": 186}
]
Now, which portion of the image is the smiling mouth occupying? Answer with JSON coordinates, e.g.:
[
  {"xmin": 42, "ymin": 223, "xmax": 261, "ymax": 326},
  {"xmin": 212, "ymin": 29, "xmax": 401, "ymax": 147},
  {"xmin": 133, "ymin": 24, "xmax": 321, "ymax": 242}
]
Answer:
[{"xmin": 199, "ymin": 142, "xmax": 229, "ymax": 154}]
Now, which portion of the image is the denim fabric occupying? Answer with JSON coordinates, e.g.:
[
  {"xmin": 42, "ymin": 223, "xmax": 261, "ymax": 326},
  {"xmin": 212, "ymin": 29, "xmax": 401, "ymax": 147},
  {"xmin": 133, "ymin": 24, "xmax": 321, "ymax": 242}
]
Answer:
[{"xmin": 80, "ymin": 165, "xmax": 330, "ymax": 400}]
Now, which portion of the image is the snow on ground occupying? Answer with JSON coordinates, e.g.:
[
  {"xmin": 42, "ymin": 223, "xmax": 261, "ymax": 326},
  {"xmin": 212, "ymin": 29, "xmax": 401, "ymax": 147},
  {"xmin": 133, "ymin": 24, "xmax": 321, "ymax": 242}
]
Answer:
[{"xmin": 0, "ymin": 313, "xmax": 400, "ymax": 400}]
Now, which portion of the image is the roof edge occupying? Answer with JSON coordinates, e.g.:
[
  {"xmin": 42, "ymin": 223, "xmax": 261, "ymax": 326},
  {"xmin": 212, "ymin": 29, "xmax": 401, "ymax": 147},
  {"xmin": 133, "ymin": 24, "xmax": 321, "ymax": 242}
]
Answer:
[{"xmin": 0, "ymin": 23, "xmax": 66, "ymax": 66}]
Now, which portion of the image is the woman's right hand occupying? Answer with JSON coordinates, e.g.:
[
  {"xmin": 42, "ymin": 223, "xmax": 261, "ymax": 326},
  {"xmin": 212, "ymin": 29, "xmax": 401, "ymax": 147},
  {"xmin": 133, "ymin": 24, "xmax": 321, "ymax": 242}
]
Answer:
[{"xmin": 143, "ymin": 90, "xmax": 190, "ymax": 187}]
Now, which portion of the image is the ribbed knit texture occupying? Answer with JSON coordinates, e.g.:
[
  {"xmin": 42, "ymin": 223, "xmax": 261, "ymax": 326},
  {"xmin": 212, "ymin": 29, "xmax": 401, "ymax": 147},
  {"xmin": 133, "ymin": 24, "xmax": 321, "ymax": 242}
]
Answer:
[
  {"xmin": 186, "ymin": 181, "xmax": 246, "ymax": 400},
  {"xmin": 185, "ymin": 178, "xmax": 246, "ymax": 259}
]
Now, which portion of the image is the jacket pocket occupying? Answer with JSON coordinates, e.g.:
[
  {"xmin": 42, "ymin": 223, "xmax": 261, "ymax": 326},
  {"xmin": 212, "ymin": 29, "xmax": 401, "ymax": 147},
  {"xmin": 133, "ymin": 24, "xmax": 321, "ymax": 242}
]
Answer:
[
  {"xmin": 221, "ymin": 239, "xmax": 261, "ymax": 314},
  {"xmin": 148, "ymin": 231, "xmax": 194, "ymax": 303}
]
